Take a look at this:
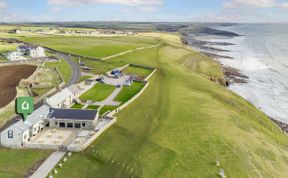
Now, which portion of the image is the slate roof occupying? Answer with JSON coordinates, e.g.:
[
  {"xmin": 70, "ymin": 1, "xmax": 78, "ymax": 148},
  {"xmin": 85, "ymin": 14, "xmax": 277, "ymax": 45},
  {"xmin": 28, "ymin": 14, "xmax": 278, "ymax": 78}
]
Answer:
[
  {"xmin": 48, "ymin": 108, "xmax": 98, "ymax": 121},
  {"xmin": 46, "ymin": 88, "xmax": 73, "ymax": 108},
  {"xmin": 24, "ymin": 104, "xmax": 50, "ymax": 126}
]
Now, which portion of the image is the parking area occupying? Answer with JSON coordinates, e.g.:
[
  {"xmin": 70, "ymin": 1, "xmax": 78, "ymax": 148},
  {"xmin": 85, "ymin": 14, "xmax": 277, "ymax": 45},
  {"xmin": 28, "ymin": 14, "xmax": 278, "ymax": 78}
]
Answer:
[{"xmin": 102, "ymin": 75, "xmax": 131, "ymax": 86}]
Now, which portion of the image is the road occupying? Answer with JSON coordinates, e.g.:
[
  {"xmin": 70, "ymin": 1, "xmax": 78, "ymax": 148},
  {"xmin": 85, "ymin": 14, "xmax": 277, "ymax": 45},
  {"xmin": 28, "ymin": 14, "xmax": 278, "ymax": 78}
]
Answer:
[{"xmin": 55, "ymin": 52, "xmax": 81, "ymax": 87}]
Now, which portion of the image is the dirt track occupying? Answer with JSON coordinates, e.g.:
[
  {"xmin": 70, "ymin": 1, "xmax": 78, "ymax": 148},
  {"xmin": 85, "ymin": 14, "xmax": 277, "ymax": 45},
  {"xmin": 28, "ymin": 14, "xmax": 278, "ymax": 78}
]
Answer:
[{"xmin": 0, "ymin": 65, "xmax": 37, "ymax": 108}]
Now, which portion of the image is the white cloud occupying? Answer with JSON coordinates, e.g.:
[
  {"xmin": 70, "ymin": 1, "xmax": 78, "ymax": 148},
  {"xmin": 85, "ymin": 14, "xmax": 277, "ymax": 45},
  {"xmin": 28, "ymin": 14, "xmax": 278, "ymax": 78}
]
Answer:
[
  {"xmin": 224, "ymin": 0, "xmax": 288, "ymax": 9},
  {"xmin": 139, "ymin": 6, "xmax": 158, "ymax": 12},
  {"xmin": 48, "ymin": 0, "xmax": 163, "ymax": 6},
  {"xmin": 224, "ymin": 0, "xmax": 276, "ymax": 8},
  {"xmin": 0, "ymin": 1, "xmax": 7, "ymax": 9}
]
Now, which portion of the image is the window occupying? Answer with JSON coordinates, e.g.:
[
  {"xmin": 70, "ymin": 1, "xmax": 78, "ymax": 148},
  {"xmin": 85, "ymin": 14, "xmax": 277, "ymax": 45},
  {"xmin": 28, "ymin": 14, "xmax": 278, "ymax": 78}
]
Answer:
[
  {"xmin": 67, "ymin": 123, "xmax": 73, "ymax": 128},
  {"xmin": 8, "ymin": 130, "xmax": 13, "ymax": 138},
  {"xmin": 45, "ymin": 122, "xmax": 50, "ymax": 127},
  {"xmin": 59, "ymin": 122, "xmax": 65, "ymax": 128},
  {"xmin": 55, "ymin": 122, "xmax": 58, "ymax": 125},
  {"xmin": 74, "ymin": 123, "xmax": 81, "ymax": 128},
  {"xmin": 82, "ymin": 123, "xmax": 86, "ymax": 127}
]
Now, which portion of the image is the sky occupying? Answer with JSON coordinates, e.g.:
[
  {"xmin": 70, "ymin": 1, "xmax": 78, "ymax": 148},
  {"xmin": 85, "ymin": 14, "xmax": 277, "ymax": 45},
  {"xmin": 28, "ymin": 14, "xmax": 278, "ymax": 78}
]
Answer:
[{"xmin": 0, "ymin": 0, "xmax": 288, "ymax": 23}]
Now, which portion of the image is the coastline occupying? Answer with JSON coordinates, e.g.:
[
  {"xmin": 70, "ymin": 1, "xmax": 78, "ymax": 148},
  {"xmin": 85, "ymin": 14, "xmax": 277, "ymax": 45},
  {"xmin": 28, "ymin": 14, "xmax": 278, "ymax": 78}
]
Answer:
[{"xmin": 182, "ymin": 27, "xmax": 288, "ymax": 133}]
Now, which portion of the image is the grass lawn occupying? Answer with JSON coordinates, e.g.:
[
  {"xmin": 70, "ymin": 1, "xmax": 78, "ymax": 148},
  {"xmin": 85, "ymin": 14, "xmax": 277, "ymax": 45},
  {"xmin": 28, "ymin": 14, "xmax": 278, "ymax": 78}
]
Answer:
[
  {"xmin": 20, "ymin": 36, "xmax": 160, "ymax": 58},
  {"xmin": 0, "ymin": 148, "xmax": 51, "ymax": 178},
  {"xmin": 86, "ymin": 105, "xmax": 100, "ymax": 110},
  {"xmin": 115, "ymin": 82, "xmax": 145, "ymax": 104},
  {"xmin": 44, "ymin": 59, "xmax": 72, "ymax": 84},
  {"xmin": 80, "ymin": 84, "xmax": 116, "ymax": 102},
  {"xmin": 79, "ymin": 75, "xmax": 93, "ymax": 83},
  {"xmin": 100, "ymin": 105, "xmax": 118, "ymax": 115},
  {"xmin": 53, "ymin": 36, "xmax": 288, "ymax": 178},
  {"xmin": 71, "ymin": 103, "xmax": 84, "ymax": 109},
  {"xmin": 123, "ymin": 65, "xmax": 153, "ymax": 79}
]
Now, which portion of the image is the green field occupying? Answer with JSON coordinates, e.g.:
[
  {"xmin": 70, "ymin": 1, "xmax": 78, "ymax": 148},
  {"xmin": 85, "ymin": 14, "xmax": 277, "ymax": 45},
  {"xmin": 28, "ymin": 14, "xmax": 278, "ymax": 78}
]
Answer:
[
  {"xmin": 80, "ymin": 84, "xmax": 116, "ymax": 102},
  {"xmin": 20, "ymin": 36, "xmax": 160, "ymax": 58},
  {"xmin": 0, "ymin": 148, "xmax": 51, "ymax": 178},
  {"xmin": 115, "ymin": 82, "xmax": 145, "ymax": 104},
  {"xmin": 99, "ymin": 105, "xmax": 118, "ymax": 115},
  {"xmin": 50, "ymin": 35, "xmax": 288, "ymax": 178},
  {"xmin": 79, "ymin": 75, "xmax": 93, "ymax": 82},
  {"xmin": 44, "ymin": 59, "xmax": 72, "ymax": 83},
  {"xmin": 71, "ymin": 103, "xmax": 84, "ymax": 109},
  {"xmin": 86, "ymin": 105, "xmax": 100, "ymax": 110},
  {"xmin": 123, "ymin": 65, "xmax": 153, "ymax": 79}
]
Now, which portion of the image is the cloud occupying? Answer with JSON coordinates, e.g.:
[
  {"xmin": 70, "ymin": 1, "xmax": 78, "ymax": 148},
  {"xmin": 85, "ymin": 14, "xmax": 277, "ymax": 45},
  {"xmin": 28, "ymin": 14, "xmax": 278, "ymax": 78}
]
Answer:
[
  {"xmin": 0, "ymin": 1, "xmax": 7, "ymax": 9},
  {"xmin": 139, "ymin": 6, "xmax": 158, "ymax": 12},
  {"xmin": 224, "ymin": 0, "xmax": 288, "ymax": 9},
  {"xmin": 224, "ymin": 0, "xmax": 276, "ymax": 8},
  {"xmin": 48, "ymin": 0, "xmax": 163, "ymax": 6}
]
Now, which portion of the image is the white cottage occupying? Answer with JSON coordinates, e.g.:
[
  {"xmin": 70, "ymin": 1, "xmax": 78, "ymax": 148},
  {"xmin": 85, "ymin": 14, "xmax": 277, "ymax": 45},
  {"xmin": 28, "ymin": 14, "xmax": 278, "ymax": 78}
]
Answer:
[
  {"xmin": 7, "ymin": 51, "xmax": 22, "ymax": 61},
  {"xmin": 0, "ymin": 105, "xmax": 50, "ymax": 148},
  {"xmin": 30, "ymin": 47, "xmax": 46, "ymax": 58},
  {"xmin": 45, "ymin": 85, "xmax": 81, "ymax": 108}
]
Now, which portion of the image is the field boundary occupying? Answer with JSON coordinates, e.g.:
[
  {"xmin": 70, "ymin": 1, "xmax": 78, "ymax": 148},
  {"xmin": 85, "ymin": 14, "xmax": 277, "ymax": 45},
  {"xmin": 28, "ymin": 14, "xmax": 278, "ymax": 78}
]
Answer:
[{"xmin": 102, "ymin": 43, "xmax": 161, "ymax": 60}]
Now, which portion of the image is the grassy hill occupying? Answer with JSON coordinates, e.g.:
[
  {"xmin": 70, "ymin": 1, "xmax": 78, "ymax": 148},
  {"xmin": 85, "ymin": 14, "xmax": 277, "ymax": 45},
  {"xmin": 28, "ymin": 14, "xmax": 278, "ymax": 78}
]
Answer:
[{"xmin": 43, "ymin": 35, "xmax": 288, "ymax": 178}]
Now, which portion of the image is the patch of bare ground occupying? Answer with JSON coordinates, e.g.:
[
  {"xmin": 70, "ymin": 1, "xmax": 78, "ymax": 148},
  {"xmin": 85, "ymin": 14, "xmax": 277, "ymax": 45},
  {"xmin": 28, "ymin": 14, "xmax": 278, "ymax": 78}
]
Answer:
[{"xmin": 0, "ymin": 65, "xmax": 37, "ymax": 108}]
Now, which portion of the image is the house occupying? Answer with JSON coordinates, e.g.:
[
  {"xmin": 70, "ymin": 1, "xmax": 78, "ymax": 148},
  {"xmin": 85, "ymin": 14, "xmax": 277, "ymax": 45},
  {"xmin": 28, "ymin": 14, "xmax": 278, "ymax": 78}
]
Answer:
[
  {"xmin": 45, "ymin": 85, "xmax": 81, "ymax": 108},
  {"xmin": 7, "ymin": 51, "xmax": 22, "ymax": 60},
  {"xmin": 0, "ymin": 104, "xmax": 50, "ymax": 148},
  {"xmin": 17, "ymin": 45, "xmax": 46, "ymax": 58},
  {"xmin": 30, "ymin": 47, "xmax": 46, "ymax": 58},
  {"xmin": 44, "ymin": 108, "xmax": 99, "ymax": 129}
]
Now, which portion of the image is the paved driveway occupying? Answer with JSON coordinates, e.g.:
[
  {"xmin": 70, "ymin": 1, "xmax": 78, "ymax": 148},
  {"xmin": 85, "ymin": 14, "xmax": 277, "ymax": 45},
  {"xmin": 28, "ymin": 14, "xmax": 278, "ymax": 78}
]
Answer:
[{"xmin": 30, "ymin": 151, "xmax": 66, "ymax": 178}]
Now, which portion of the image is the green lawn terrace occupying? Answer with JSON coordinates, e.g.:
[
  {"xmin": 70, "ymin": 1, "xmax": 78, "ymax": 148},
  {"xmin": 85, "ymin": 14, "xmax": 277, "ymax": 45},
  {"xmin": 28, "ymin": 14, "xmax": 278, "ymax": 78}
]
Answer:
[
  {"xmin": 80, "ymin": 83, "xmax": 116, "ymax": 102},
  {"xmin": 19, "ymin": 36, "xmax": 160, "ymax": 59},
  {"xmin": 115, "ymin": 82, "xmax": 146, "ymax": 104},
  {"xmin": 122, "ymin": 64, "xmax": 154, "ymax": 80}
]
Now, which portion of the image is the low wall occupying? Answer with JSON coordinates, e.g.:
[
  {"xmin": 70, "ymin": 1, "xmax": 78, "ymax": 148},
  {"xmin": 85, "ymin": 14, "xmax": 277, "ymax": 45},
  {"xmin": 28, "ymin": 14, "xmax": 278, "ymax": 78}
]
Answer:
[
  {"xmin": 24, "ymin": 143, "xmax": 59, "ymax": 150},
  {"xmin": 67, "ymin": 117, "xmax": 117, "ymax": 152},
  {"xmin": 108, "ymin": 82, "xmax": 150, "ymax": 117}
]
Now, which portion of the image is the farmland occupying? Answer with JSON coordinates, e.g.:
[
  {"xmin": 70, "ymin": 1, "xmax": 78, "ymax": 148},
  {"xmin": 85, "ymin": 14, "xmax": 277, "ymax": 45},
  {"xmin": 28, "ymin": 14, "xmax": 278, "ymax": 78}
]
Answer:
[
  {"xmin": 48, "ymin": 34, "xmax": 288, "ymax": 178},
  {"xmin": 0, "ymin": 65, "xmax": 36, "ymax": 109},
  {"xmin": 20, "ymin": 36, "xmax": 160, "ymax": 58},
  {"xmin": 0, "ymin": 30, "xmax": 288, "ymax": 178}
]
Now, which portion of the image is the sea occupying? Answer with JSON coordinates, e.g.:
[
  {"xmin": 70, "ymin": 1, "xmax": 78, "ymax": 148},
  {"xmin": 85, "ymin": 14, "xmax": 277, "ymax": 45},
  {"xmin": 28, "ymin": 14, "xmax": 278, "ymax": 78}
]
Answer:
[{"xmin": 198, "ymin": 24, "xmax": 288, "ymax": 123}]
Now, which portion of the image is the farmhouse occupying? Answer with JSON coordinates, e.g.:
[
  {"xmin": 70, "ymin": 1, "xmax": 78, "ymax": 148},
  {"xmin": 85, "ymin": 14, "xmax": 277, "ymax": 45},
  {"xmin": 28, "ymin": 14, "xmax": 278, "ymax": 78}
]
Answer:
[
  {"xmin": 17, "ymin": 45, "xmax": 46, "ymax": 58},
  {"xmin": 7, "ymin": 51, "xmax": 22, "ymax": 60},
  {"xmin": 45, "ymin": 85, "xmax": 81, "ymax": 108},
  {"xmin": 44, "ymin": 108, "xmax": 99, "ymax": 129}
]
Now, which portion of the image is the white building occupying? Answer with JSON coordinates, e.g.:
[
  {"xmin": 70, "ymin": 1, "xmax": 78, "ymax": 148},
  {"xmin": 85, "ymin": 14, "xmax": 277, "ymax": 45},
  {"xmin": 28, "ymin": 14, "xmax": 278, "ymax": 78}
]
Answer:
[
  {"xmin": 30, "ymin": 47, "xmax": 46, "ymax": 58},
  {"xmin": 16, "ymin": 45, "xmax": 46, "ymax": 58},
  {"xmin": 7, "ymin": 51, "xmax": 22, "ymax": 61},
  {"xmin": 45, "ymin": 85, "xmax": 81, "ymax": 108},
  {"xmin": 0, "ymin": 105, "xmax": 50, "ymax": 148}
]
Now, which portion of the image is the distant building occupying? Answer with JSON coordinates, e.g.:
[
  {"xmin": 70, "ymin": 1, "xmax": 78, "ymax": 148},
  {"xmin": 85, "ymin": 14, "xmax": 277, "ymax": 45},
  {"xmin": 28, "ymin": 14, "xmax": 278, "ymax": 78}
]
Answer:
[
  {"xmin": 7, "ymin": 51, "xmax": 22, "ymax": 60},
  {"xmin": 44, "ymin": 108, "xmax": 99, "ymax": 129},
  {"xmin": 16, "ymin": 45, "xmax": 46, "ymax": 58}
]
